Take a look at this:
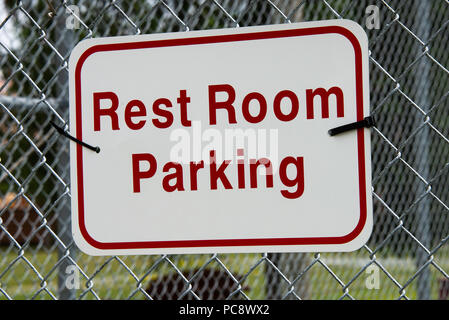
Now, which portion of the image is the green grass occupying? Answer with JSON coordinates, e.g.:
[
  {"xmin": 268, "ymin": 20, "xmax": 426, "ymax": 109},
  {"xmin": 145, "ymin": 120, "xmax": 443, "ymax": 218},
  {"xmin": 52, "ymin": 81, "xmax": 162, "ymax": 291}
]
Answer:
[{"xmin": 1, "ymin": 249, "xmax": 448, "ymax": 300}]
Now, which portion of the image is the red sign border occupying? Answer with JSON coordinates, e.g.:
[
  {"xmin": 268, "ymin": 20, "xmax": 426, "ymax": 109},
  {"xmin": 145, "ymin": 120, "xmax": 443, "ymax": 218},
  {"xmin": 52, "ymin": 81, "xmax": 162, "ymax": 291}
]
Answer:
[{"xmin": 74, "ymin": 25, "xmax": 367, "ymax": 250}]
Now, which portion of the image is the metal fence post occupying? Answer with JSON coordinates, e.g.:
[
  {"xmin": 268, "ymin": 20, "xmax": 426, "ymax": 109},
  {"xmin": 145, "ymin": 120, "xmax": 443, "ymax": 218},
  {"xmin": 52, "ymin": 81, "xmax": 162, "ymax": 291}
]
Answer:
[
  {"xmin": 53, "ymin": 9, "xmax": 77, "ymax": 300},
  {"xmin": 266, "ymin": 253, "xmax": 309, "ymax": 299}
]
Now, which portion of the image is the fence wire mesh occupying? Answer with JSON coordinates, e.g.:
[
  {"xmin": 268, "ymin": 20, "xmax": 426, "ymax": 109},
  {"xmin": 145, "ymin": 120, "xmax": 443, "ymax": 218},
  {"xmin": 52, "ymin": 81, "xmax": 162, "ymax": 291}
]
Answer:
[{"xmin": 0, "ymin": 0, "xmax": 447, "ymax": 300}]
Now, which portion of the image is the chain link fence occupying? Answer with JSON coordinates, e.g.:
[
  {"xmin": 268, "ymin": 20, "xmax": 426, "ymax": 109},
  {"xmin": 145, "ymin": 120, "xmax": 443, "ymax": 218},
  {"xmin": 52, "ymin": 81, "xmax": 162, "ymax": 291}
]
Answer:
[{"xmin": 0, "ymin": 0, "xmax": 447, "ymax": 300}]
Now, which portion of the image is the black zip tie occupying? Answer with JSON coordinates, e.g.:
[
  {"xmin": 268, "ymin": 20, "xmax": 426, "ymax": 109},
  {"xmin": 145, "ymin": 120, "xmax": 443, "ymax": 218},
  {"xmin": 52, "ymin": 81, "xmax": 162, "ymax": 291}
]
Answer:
[
  {"xmin": 45, "ymin": 0, "xmax": 57, "ymax": 18},
  {"xmin": 328, "ymin": 116, "xmax": 376, "ymax": 136},
  {"xmin": 50, "ymin": 121, "xmax": 100, "ymax": 153}
]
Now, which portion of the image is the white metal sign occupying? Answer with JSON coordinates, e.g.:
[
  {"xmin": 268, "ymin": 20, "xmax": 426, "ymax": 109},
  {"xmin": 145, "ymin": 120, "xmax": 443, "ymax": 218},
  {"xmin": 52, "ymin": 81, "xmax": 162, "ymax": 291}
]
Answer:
[{"xmin": 69, "ymin": 19, "xmax": 372, "ymax": 255}]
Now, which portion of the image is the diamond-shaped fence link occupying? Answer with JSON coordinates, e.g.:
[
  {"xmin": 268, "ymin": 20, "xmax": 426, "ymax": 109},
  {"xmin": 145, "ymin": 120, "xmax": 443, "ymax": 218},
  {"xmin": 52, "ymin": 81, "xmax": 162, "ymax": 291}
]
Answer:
[{"xmin": 0, "ymin": 0, "xmax": 447, "ymax": 300}]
